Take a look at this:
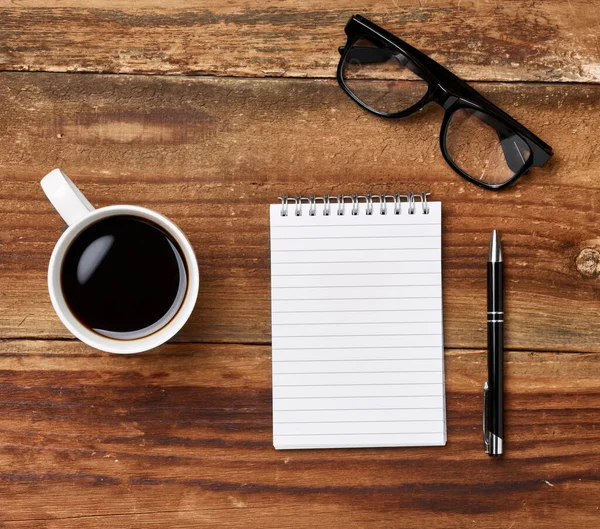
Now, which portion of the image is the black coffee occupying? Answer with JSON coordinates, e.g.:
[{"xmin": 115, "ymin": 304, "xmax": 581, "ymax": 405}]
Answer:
[{"xmin": 61, "ymin": 215, "xmax": 187, "ymax": 339}]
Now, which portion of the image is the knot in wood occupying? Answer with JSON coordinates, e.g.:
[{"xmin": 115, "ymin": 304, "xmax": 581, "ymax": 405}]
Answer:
[{"xmin": 575, "ymin": 247, "xmax": 600, "ymax": 278}]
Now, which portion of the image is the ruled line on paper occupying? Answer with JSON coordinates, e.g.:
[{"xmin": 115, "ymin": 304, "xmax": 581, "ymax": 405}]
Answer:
[
  {"xmin": 272, "ymin": 299, "xmax": 442, "ymax": 311},
  {"xmin": 275, "ymin": 395, "xmax": 443, "ymax": 399},
  {"xmin": 272, "ymin": 314, "xmax": 443, "ymax": 325},
  {"xmin": 273, "ymin": 356, "xmax": 438, "ymax": 364},
  {"xmin": 272, "ymin": 350, "xmax": 443, "ymax": 362},
  {"xmin": 271, "ymin": 244, "xmax": 439, "ymax": 253},
  {"xmin": 273, "ymin": 308, "xmax": 439, "ymax": 312},
  {"xmin": 272, "ymin": 321, "xmax": 442, "ymax": 326},
  {"xmin": 273, "ymin": 335, "xmax": 444, "ymax": 349},
  {"xmin": 272, "ymin": 333, "xmax": 443, "ymax": 337},
  {"xmin": 273, "ymin": 371, "xmax": 444, "ymax": 375},
  {"xmin": 270, "ymin": 260, "xmax": 441, "ymax": 264},
  {"xmin": 275, "ymin": 418, "xmax": 445, "ymax": 422},
  {"xmin": 271, "ymin": 284, "xmax": 440, "ymax": 289},
  {"xmin": 274, "ymin": 345, "xmax": 442, "ymax": 350},
  {"xmin": 274, "ymin": 383, "xmax": 443, "ymax": 388},
  {"xmin": 271, "ymin": 296, "xmax": 441, "ymax": 301},
  {"xmin": 272, "ymin": 321, "xmax": 442, "ymax": 332},
  {"xmin": 273, "ymin": 385, "xmax": 445, "ymax": 396},
  {"xmin": 272, "ymin": 272, "xmax": 439, "ymax": 276},
  {"xmin": 271, "ymin": 247, "xmax": 441, "ymax": 252},
  {"xmin": 273, "ymin": 360, "xmax": 444, "ymax": 372},
  {"xmin": 272, "ymin": 264, "xmax": 441, "ymax": 275},
  {"xmin": 273, "ymin": 407, "xmax": 442, "ymax": 411},
  {"xmin": 271, "ymin": 235, "xmax": 440, "ymax": 239}
]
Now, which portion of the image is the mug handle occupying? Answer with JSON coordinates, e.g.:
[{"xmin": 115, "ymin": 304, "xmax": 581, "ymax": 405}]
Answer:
[{"xmin": 41, "ymin": 169, "xmax": 95, "ymax": 226}]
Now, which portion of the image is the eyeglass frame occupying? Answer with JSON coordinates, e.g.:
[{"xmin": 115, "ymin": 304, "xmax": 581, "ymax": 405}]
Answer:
[{"xmin": 336, "ymin": 14, "xmax": 554, "ymax": 190}]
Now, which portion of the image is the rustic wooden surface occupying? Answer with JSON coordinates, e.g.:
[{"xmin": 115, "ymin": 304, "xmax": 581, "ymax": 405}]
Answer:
[
  {"xmin": 1, "ymin": 73, "xmax": 599, "ymax": 351},
  {"xmin": 0, "ymin": 341, "xmax": 599, "ymax": 528},
  {"xmin": 1, "ymin": 0, "xmax": 599, "ymax": 83},
  {"xmin": 1, "ymin": 1, "xmax": 599, "ymax": 527}
]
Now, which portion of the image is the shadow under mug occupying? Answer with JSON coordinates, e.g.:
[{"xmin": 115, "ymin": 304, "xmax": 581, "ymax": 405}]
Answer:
[{"xmin": 41, "ymin": 169, "xmax": 200, "ymax": 354}]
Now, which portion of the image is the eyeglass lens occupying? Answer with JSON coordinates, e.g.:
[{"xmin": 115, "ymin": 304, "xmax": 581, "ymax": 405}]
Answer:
[
  {"xmin": 341, "ymin": 37, "xmax": 429, "ymax": 115},
  {"xmin": 445, "ymin": 108, "xmax": 531, "ymax": 186}
]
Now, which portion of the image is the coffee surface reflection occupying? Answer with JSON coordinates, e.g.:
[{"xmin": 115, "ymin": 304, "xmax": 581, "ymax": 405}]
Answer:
[{"xmin": 61, "ymin": 215, "xmax": 187, "ymax": 339}]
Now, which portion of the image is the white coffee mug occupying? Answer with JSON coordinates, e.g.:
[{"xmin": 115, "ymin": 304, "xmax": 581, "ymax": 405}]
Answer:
[{"xmin": 41, "ymin": 169, "xmax": 199, "ymax": 354}]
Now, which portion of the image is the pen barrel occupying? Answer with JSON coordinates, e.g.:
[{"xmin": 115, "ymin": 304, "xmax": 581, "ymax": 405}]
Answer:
[{"xmin": 487, "ymin": 262, "xmax": 503, "ymax": 440}]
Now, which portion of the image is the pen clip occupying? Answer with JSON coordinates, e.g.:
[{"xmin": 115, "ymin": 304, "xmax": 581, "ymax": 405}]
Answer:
[{"xmin": 483, "ymin": 381, "xmax": 490, "ymax": 454}]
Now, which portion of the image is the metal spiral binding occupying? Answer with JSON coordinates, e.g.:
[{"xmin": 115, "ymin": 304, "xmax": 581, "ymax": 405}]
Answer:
[{"xmin": 279, "ymin": 192, "xmax": 430, "ymax": 216}]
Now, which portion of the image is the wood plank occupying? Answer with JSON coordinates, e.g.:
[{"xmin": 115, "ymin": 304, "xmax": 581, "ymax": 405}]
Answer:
[
  {"xmin": 1, "ymin": 73, "xmax": 599, "ymax": 351},
  {"xmin": 0, "ymin": 1, "xmax": 599, "ymax": 83},
  {"xmin": 0, "ymin": 340, "xmax": 598, "ymax": 527}
]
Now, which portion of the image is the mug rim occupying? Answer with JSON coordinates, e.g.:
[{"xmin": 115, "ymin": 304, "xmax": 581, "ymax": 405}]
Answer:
[{"xmin": 48, "ymin": 205, "xmax": 199, "ymax": 354}]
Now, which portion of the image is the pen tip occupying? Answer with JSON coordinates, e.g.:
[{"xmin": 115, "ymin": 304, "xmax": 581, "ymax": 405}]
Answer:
[{"xmin": 489, "ymin": 230, "xmax": 502, "ymax": 262}]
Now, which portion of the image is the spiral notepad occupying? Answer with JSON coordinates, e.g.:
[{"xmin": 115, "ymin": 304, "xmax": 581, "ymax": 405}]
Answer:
[{"xmin": 270, "ymin": 193, "xmax": 445, "ymax": 450}]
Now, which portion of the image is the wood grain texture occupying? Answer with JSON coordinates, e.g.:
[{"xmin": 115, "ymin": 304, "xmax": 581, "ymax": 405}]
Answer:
[
  {"xmin": 0, "ymin": 0, "xmax": 599, "ymax": 525},
  {"xmin": 0, "ymin": 340, "xmax": 598, "ymax": 527},
  {"xmin": 1, "ymin": 72, "xmax": 599, "ymax": 351},
  {"xmin": 0, "ymin": 1, "xmax": 599, "ymax": 82}
]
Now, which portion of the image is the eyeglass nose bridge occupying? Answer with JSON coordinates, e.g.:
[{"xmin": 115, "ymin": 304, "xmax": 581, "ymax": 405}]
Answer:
[{"xmin": 431, "ymin": 84, "xmax": 459, "ymax": 110}]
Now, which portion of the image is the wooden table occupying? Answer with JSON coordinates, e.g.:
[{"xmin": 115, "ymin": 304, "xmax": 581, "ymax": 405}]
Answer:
[{"xmin": 1, "ymin": 2, "xmax": 599, "ymax": 527}]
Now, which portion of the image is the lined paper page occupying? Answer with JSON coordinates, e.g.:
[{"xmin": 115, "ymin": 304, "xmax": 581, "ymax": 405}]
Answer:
[{"xmin": 270, "ymin": 201, "xmax": 445, "ymax": 449}]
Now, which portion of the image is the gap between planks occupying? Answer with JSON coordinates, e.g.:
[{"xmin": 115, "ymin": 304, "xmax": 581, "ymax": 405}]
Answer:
[
  {"xmin": 0, "ymin": 506, "xmax": 268, "ymax": 524},
  {"xmin": 0, "ymin": 70, "xmax": 598, "ymax": 87},
  {"xmin": 0, "ymin": 337, "xmax": 598, "ymax": 356}
]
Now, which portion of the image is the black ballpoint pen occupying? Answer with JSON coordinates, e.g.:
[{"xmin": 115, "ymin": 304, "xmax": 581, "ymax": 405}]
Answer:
[{"xmin": 484, "ymin": 230, "xmax": 503, "ymax": 456}]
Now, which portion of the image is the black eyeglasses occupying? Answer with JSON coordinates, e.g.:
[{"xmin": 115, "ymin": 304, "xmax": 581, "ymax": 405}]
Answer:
[{"xmin": 337, "ymin": 15, "xmax": 553, "ymax": 190}]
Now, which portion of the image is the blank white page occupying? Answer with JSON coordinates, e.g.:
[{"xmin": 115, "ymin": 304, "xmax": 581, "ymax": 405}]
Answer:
[
  {"xmin": 270, "ymin": 202, "xmax": 446, "ymax": 449},
  {"xmin": 270, "ymin": 200, "xmax": 445, "ymax": 450}
]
